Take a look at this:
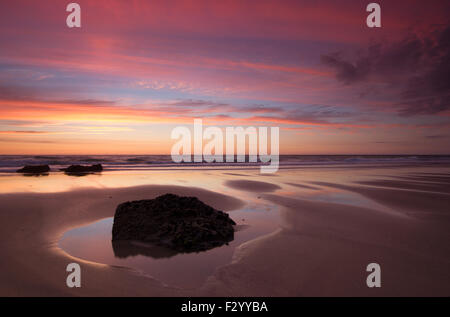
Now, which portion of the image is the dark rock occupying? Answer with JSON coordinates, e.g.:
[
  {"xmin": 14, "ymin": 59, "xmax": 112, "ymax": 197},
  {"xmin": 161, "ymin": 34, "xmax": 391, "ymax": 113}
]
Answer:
[
  {"xmin": 112, "ymin": 193, "xmax": 236, "ymax": 252},
  {"xmin": 16, "ymin": 165, "xmax": 50, "ymax": 174},
  {"xmin": 61, "ymin": 164, "xmax": 103, "ymax": 175}
]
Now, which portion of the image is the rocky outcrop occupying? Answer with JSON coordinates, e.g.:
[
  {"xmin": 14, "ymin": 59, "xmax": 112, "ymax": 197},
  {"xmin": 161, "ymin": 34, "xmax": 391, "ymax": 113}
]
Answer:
[
  {"xmin": 112, "ymin": 194, "xmax": 236, "ymax": 252},
  {"xmin": 61, "ymin": 164, "xmax": 103, "ymax": 175},
  {"xmin": 16, "ymin": 165, "xmax": 50, "ymax": 174}
]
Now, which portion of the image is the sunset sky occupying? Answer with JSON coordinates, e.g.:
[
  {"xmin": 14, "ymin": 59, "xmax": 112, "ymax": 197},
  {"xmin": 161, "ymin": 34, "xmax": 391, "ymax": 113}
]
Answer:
[{"xmin": 0, "ymin": 0, "xmax": 449, "ymax": 154}]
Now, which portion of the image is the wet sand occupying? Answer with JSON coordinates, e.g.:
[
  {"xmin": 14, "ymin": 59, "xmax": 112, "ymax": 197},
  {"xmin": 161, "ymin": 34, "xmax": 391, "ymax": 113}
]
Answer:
[
  {"xmin": 0, "ymin": 185, "xmax": 243, "ymax": 296},
  {"xmin": 203, "ymin": 193, "xmax": 450, "ymax": 296},
  {"xmin": 1, "ymin": 166, "xmax": 450, "ymax": 296},
  {"xmin": 224, "ymin": 179, "xmax": 281, "ymax": 192}
]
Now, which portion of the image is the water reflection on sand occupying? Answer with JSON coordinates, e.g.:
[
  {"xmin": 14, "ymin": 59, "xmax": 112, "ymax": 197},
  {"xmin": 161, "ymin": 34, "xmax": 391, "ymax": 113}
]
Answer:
[{"xmin": 59, "ymin": 203, "xmax": 279, "ymax": 289}]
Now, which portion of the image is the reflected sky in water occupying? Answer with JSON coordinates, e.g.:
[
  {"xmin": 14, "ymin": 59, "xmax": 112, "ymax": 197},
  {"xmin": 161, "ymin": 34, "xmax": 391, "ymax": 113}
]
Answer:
[{"xmin": 60, "ymin": 203, "xmax": 279, "ymax": 289}]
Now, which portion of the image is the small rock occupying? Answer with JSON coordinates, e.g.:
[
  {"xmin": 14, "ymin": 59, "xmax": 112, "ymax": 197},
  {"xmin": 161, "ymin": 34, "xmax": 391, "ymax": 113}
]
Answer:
[
  {"xmin": 61, "ymin": 164, "xmax": 103, "ymax": 175},
  {"xmin": 16, "ymin": 165, "xmax": 50, "ymax": 174}
]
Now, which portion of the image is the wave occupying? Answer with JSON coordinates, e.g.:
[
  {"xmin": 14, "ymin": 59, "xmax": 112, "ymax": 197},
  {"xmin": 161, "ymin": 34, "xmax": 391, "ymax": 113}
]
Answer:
[{"xmin": 0, "ymin": 155, "xmax": 449, "ymax": 172}]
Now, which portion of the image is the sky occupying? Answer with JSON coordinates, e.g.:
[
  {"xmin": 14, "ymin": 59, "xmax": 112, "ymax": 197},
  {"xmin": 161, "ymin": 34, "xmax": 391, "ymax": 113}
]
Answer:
[{"xmin": 0, "ymin": 0, "xmax": 449, "ymax": 155}]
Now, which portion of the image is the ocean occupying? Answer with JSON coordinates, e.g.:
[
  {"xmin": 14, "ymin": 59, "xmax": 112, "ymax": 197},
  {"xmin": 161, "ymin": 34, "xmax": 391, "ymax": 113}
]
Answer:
[{"xmin": 1, "ymin": 155, "xmax": 450, "ymax": 173}]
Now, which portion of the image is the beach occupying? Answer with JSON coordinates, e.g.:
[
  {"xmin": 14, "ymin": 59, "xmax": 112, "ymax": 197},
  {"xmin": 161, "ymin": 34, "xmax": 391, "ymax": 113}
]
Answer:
[
  {"xmin": 0, "ymin": 158, "xmax": 450, "ymax": 296},
  {"xmin": 1, "ymin": 0, "xmax": 449, "ymax": 303}
]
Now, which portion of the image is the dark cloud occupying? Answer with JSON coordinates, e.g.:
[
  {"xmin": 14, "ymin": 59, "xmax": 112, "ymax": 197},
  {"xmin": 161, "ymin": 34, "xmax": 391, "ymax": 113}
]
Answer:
[
  {"xmin": 54, "ymin": 99, "xmax": 116, "ymax": 106},
  {"xmin": 240, "ymin": 104, "xmax": 284, "ymax": 114},
  {"xmin": 425, "ymin": 134, "xmax": 448, "ymax": 139},
  {"xmin": 0, "ymin": 137, "xmax": 57, "ymax": 144},
  {"xmin": 321, "ymin": 53, "xmax": 371, "ymax": 85},
  {"xmin": 372, "ymin": 141, "xmax": 399, "ymax": 144},
  {"xmin": 321, "ymin": 24, "xmax": 450, "ymax": 116},
  {"xmin": 156, "ymin": 100, "xmax": 287, "ymax": 116},
  {"xmin": 0, "ymin": 131, "xmax": 47, "ymax": 134},
  {"xmin": 0, "ymin": 83, "xmax": 116, "ymax": 106},
  {"xmin": 0, "ymin": 84, "xmax": 36, "ymax": 100},
  {"xmin": 246, "ymin": 104, "xmax": 360, "ymax": 127},
  {"xmin": 302, "ymin": 104, "xmax": 353, "ymax": 119},
  {"xmin": 166, "ymin": 99, "xmax": 229, "ymax": 108}
]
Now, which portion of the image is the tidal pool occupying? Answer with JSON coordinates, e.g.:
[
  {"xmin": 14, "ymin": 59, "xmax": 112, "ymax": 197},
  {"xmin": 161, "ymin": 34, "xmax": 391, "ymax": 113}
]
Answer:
[{"xmin": 59, "ymin": 203, "xmax": 279, "ymax": 289}]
